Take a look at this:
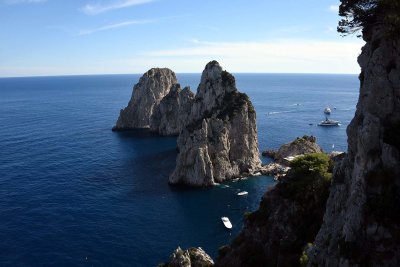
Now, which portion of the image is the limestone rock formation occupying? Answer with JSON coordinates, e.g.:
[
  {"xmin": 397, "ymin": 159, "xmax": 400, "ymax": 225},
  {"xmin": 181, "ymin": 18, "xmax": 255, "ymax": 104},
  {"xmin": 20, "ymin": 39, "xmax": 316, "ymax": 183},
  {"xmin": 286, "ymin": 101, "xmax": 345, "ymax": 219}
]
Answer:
[
  {"xmin": 150, "ymin": 84, "xmax": 195, "ymax": 136},
  {"xmin": 169, "ymin": 61, "xmax": 261, "ymax": 186},
  {"xmin": 113, "ymin": 61, "xmax": 261, "ymax": 186},
  {"xmin": 159, "ymin": 247, "xmax": 214, "ymax": 267},
  {"xmin": 262, "ymin": 135, "xmax": 323, "ymax": 163},
  {"xmin": 308, "ymin": 23, "xmax": 400, "ymax": 267},
  {"xmin": 113, "ymin": 68, "xmax": 177, "ymax": 131}
]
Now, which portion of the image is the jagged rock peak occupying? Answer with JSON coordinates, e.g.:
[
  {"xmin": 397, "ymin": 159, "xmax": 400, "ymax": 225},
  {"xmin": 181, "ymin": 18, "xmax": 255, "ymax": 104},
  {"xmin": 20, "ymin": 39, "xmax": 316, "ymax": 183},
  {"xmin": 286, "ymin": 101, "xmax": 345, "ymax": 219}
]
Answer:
[
  {"xmin": 169, "ymin": 61, "xmax": 261, "ymax": 186},
  {"xmin": 191, "ymin": 61, "xmax": 237, "ymax": 121},
  {"xmin": 112, "ymin": 68, "xmax": 177, "ymax": 131}
]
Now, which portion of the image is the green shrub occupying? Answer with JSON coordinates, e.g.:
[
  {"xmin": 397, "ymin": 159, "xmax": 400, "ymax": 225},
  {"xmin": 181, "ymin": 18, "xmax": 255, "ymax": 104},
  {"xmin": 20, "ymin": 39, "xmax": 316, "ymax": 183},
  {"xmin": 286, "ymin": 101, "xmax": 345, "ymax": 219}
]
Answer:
[
  {"xmin": 290, "ymin": 153, "xmax": 332, "ymax": 181},
  {"xmin": 284, "ymin": 153, "xmax": 332, "ymax": 204},
  {"xmin": 299, "ymin": 243, "xmax": 313, "ymax": 267}
]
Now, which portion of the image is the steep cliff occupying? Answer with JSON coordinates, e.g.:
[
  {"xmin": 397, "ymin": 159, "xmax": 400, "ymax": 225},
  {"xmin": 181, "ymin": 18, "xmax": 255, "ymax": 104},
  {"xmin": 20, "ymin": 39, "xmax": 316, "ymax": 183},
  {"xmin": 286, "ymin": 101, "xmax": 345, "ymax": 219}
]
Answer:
[
  {"xmin": 216, "ymin": 8, "xmax": 400, "ymax": 267},
  {"xmin": 113, "ymin": 68, "xmax": 177, "ymax": 131},
  {"xmin": 216, "ymin": 153, "xmax": 332, "ymax": 267},
  {"xmin": 150, "ymin": 84, "xmax": 195, "ymax": 136},
  {"xmin": 169, "ymin": 61, "xmax": 261, "ymax": 186},
  {"xmin": 308, "ymin": 23, "xmax": 400, "ymax": 267}
]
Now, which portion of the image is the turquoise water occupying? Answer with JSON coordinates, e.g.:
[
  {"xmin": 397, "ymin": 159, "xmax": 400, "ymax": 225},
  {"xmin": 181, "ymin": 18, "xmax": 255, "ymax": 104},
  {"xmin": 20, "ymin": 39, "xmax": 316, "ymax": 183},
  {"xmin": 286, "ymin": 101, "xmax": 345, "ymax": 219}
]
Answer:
[{"xmin": 0, "ymin": 73, "xmax": 358, "ymax": 266}]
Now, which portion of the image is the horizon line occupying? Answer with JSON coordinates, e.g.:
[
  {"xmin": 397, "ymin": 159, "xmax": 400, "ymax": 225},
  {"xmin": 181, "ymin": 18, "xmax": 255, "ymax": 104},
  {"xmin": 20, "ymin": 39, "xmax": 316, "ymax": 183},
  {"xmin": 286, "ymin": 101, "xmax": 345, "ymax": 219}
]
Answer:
[{"xmin": 0, "ymin": 71, "xmax": 360, "ymax": 79}]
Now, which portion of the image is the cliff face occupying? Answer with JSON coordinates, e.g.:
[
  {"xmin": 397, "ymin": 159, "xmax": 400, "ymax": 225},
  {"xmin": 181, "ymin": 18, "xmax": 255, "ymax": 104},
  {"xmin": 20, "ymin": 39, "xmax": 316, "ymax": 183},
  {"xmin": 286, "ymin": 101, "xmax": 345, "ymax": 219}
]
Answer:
[
  {"xmin": 113, "ymin": 68, "xmax": 177, "ymax": 131},
  {"xmin": 215, "ymin": 23, "xmax": 400, "ymax": 267},
  {"xmin": 169, "ymin": 61, "xmax": 261, "ymax": 186},
  {"xmin": 150, "ymin": 84, "xmax": 195, "ymax": 136},
  {"xmin": 308, "ymin": 25, "xmax": 400, "ymax": 267}
]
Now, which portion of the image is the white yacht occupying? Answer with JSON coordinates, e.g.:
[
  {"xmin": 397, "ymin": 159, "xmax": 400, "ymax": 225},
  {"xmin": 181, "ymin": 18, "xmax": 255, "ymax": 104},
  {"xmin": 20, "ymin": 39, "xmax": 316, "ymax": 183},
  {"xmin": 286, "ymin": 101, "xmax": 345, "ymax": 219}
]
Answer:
[
  {"xmin": 221, "ymin": 217, "xmax": 232, "ymax": 229},
  {"xmin": 324, "ymin": 107, "xmax": 332, "ymax": 114},
  {"xmin": 237, "ymin": 191, "xmax": 248, "ymax": 196},
  {"xmin": 318, "ymin": 117, "xmax": 340, "ymax": 126}
]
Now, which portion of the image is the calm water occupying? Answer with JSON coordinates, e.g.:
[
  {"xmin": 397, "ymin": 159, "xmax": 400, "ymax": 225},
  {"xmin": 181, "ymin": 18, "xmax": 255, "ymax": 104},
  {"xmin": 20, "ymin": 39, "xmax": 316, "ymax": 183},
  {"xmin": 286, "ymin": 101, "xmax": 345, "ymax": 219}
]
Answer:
[{"xmin": 0, "ymin": 73, "xmax": 358, "ymax": 266}]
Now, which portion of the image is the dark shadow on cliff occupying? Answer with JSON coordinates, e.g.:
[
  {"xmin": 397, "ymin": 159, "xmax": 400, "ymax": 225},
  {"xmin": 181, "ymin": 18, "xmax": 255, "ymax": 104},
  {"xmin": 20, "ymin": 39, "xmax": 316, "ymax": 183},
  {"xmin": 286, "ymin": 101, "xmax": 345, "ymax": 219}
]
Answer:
[
  {"xmin": 216, "ymin": 153, "xmax": 334, "ymax": 267},
  {"xmin": 112, "ymin": 128, "xmax": 173, "ymax": 139}
]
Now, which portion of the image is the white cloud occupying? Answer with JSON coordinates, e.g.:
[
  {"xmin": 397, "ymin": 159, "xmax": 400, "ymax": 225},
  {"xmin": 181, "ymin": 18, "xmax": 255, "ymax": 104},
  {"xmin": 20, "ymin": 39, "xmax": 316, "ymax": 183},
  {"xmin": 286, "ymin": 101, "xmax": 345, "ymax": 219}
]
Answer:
[
  {"xmin": 81, "ymin": 0, "xmax": 153, "ymax": 15},
  {"xmin": 4, "ymin": 0, "xmax": 46, "ymax": 4},
  {"xmin": 329, "ymin": 5, "xmax": 339, "ymax": 13},
  {"xmin": 79, "ymin": 19, "xmax": 154, "ymax": 35},
  {"xmin": 0, "ymin": 39, "xmax": 365, "ymax": 76},
  {"xmin": 140, "ymin": 39, "xmax": 364, "ymax": 74}
]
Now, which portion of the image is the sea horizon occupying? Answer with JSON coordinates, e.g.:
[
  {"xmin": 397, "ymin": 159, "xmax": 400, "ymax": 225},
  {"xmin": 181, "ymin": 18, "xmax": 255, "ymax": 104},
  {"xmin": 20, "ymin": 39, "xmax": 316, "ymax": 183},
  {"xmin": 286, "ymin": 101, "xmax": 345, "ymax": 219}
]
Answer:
[{"xmin": 0, "ymin": 72, "xmax": 359, "ymax": 79}]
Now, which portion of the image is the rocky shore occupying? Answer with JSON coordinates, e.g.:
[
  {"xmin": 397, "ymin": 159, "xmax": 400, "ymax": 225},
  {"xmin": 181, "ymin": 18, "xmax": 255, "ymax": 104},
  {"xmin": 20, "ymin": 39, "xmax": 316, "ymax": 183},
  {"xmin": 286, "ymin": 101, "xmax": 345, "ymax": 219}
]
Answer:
[{"xmin": 259, "ymin": 135, "xmax": 326, "ymax": 179}]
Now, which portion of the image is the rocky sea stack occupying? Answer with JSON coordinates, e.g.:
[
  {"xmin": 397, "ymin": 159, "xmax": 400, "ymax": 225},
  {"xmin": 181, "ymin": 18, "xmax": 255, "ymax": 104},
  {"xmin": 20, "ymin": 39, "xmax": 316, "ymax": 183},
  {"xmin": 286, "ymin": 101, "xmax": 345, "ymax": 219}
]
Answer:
[
  {"xmin": 113, "ymin": 61, "xmax": 261, "ymax": 186},
  {"xmin": 169, "ymin": 61, "xmax": 261, "ymax": 186}
]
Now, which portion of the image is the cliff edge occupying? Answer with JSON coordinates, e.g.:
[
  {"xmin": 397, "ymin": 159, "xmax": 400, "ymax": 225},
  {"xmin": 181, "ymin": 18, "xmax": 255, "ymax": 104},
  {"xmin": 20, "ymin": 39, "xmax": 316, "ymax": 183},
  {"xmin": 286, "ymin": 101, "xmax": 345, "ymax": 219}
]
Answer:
[{"xmin": 308, "ymin": 21, "xmax": 400, "ymax": 267}]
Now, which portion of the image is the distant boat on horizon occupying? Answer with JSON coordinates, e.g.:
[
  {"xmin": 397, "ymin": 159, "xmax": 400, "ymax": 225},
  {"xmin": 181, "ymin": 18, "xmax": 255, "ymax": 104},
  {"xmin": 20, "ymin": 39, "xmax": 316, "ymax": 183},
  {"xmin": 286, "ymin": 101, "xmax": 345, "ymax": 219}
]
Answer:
[{"xmin": 324, "ymin": 107, "xmax": 332, "ymax": 115}]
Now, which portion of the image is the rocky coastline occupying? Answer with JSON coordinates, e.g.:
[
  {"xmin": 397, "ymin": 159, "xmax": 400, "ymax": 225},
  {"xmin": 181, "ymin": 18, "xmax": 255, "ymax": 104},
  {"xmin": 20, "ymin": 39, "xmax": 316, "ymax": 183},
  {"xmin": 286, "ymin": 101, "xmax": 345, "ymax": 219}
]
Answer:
[{"xmin": 158, "ymin": 2, "xmax": 400, "ymax": 265}]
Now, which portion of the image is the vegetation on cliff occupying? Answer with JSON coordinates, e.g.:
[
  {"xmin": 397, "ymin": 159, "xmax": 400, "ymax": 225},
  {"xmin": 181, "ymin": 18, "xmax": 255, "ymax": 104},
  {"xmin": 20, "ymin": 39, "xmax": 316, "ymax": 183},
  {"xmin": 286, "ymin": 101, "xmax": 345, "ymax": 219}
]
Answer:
[{"xmin": 338, "ymin": 0, "xmax": 400, "ymax": 36}]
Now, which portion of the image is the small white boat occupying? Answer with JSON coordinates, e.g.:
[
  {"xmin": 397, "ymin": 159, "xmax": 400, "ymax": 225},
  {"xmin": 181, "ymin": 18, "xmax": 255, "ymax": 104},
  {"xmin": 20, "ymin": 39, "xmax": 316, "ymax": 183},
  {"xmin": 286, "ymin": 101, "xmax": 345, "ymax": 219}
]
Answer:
[
  {"xmin": 237, "ymin": 191, "xmax": 248, "ymax": 196},
  {"xmin": 221, "ymin": 217, "xmax": 232, "ymax": 229},
  {"xmin": 324, "ymin": 107, "xmax": 331, "ymax": 114}
]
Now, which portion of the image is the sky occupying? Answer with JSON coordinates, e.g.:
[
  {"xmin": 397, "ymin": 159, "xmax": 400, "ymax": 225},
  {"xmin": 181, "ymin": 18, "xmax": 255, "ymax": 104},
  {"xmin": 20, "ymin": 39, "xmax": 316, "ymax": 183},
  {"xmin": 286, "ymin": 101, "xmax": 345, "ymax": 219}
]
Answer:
[{"xmin": 0, "ymin": 0, "xmax": 365, "ymax": 77}]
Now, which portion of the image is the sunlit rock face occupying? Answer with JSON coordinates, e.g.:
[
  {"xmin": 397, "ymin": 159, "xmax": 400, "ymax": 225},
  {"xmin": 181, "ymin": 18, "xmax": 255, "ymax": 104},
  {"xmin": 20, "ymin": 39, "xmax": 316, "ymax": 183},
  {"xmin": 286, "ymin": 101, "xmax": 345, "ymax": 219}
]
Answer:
[
  {"xmin": 169, "ymin": 61, "xmax": 261, "ymax": 186},
  {"xmin": 113, "ymin": 68, "xmax": 177, "ymax": 131}
]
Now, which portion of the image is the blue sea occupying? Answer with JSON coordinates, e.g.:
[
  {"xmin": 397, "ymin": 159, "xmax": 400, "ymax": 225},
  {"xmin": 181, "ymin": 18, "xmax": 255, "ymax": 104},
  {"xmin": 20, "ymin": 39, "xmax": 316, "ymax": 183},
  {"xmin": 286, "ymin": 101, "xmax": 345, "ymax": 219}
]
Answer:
[{"xmin": 0, "ymin": 73, "xmax": 358, "ymax": 266}]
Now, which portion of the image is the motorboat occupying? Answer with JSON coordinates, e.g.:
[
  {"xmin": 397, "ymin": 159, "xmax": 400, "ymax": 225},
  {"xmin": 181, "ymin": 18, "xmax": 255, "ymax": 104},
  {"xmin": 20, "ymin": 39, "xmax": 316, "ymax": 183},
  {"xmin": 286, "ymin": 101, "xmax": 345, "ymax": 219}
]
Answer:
[
  {"xmin": 318, "ymin": 117, "xmax": 340, "ymax": 126},
  {"xmin": 237, "ymin": 191, "xmax": 248, "ymax": 196},
  {"xmin": 221, "ymin": 217, "xmax": 232, "ymax": 229},
  {"xmin": 324, "ymin": 107, "xmax": 331, "ymax": 114}
]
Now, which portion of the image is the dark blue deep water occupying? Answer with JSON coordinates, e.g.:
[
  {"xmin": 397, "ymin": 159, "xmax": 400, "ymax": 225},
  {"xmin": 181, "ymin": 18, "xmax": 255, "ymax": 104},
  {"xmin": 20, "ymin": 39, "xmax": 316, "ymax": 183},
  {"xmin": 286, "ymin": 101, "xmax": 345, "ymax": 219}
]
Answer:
[{"xmin": 0, "ymin": 73, "xmax": 358, "ymax": 266}]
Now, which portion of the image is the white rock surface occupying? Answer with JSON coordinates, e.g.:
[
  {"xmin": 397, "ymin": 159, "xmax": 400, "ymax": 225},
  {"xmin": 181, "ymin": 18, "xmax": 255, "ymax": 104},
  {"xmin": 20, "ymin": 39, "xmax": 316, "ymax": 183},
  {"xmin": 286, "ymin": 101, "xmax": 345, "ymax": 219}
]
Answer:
[{"xmin": 113, "ymin": 68, "xmax": 177, "ymax": 130}]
